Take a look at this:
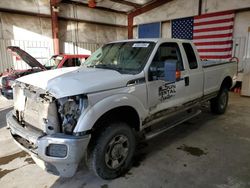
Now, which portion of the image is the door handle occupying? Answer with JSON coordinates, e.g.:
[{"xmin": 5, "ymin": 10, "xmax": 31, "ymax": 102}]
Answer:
[{"xmin": 184, "ymin": 76, "xmax": 189, "ymax": 86}]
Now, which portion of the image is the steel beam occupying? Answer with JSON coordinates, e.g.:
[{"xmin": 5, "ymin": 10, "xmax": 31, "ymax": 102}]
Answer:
[
  {"xmin": 198, "ymin": 0, "xmax": 202, "ymax": 15},
  {"xmin": 128, "ymin": 15, "xmax": 133, "ymax": 39},
  {"xmin": 50, "ymin": 0, "xmax": 60, "ymax": 54},
  {"xmin": 0, "ymin": 8, "xmax": 50, "ymax": 18},
  {"xmin": 61, "ymin": 0, "xmax": 127, "ymax": 14},
  {"xmin": 110, "ymin": 0, "xmax": 141, "ymax": 8},
  {"xmin": 128, "ymin": 0, "xmax": 173, "ymax": 18}
]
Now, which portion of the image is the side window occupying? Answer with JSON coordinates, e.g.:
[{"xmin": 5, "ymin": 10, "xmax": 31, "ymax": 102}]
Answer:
[
  {"xmin": 182, "ymin": 43, "xmax": 198, "ymax": 69},
  {"xmin": 63, "ymin": 59, "xmax": 73, "ymax": 67},
  {"xmin": 73, "ymin": 58, "xmax": 81, "ymax": 66},
  {"xmin": 149, "ymin": 42, "xmax": 184, "ymax": 81},
  {"xmin": 63, "ymin": 58, "xmax": 81, "ymax": 67}
]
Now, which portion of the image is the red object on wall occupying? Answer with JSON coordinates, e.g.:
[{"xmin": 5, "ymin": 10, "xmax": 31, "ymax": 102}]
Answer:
[{"xmin": 88, "ymin": 0, "xmax": 96, "ymax": 8}]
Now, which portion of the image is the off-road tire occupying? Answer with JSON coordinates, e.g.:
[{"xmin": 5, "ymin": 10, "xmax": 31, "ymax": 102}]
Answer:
[{"xmin": 87, "ymin": 122, "xmax": 136, "ymax": 179}]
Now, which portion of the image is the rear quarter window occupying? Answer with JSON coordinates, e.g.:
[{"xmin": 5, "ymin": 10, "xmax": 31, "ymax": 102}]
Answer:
[{"xmin": 183, "ymin": 43, "xmax": 198, "ymax": 69}]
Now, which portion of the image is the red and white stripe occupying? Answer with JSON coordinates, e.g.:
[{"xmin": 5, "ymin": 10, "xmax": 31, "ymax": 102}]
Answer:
[{"xmin": 193, "ymin": 11, "xmax": 235, "ymax": 60}]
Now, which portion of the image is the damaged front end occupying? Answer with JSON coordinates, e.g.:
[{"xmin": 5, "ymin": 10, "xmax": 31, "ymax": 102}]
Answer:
[
  {"xmin": 58, "ymin": 95, "xmax": 88, "ymax": 135},
  {"xmin": 7, "ymin": 82, "xmax": 90, "ymax": 177}
]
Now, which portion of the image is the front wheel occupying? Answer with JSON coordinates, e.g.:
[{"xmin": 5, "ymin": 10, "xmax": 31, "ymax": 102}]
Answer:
[
  {"xmin": 210, "ymin": 88, "xmax": 229, "ymax": 114},
  {"xmin": 87, "ymin": 122, "xmax": 136, "ymax": 179}
]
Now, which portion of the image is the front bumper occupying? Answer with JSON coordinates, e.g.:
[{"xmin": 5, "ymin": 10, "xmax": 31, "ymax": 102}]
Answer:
[{"xmin": 6, "ymin": 111, "xmax": 91, "ymax": 177}]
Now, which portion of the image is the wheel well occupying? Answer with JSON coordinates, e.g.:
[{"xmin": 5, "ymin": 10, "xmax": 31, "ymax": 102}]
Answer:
[
  {"xmin": 92, "ymin": 106, "xmax": 140, "ymax": 133},
  {"xmin": 221, "ymin": 76, "xmax": 232, "ymax": 90}
]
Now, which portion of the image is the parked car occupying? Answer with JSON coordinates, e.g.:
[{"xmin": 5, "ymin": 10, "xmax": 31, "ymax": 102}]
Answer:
[
  {"xmin": 7, "ymin": 39, "xmax": 237, "ymax": 179},
  {"xmin": 0, "ymin": 68, "xmax": 34, "ymax": 97},
  {"xmin": 1, "ymin": 46, "xmax": 90, "ymax": 99},
  {"xmin": 1, "ymin": 69, "xmax": 41, "ymax": 98}
]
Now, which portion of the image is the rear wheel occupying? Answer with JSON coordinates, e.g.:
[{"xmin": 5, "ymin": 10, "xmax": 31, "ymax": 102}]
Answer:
[
  {"xmin": 210, "ymin": 88, "xmax": 229, "ymax": 114},
  {"xmin": 87, "ymin": 122, "xmax": 136, "ymax": 179}
]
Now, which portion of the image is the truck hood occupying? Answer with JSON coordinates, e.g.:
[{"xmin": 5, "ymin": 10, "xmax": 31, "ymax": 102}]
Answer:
[
  {"xmin": 7, "ymin": 46, "xmax": 46, "ymax": 70},
  {"xmin": 17, "ymin": 67, "xmax": 136, "ymax": 98}
]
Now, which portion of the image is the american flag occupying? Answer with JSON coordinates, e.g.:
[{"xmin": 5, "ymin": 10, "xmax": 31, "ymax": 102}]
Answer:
[
  {"xmin": 172, "ymin": 11, "xmax": 235, "ymax": 60},
  {"xmin": 172, "ymin": 17, "xmax": 194, "ymax": 40}
]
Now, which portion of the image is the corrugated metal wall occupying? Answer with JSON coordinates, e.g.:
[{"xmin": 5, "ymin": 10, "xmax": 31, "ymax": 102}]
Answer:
[{"xmin": 0, "ymin": 40, "xmax": 101, "ymax": 74}]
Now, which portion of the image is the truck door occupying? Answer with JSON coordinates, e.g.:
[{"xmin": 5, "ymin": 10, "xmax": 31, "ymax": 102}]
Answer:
[
  {"xmin": 147, "ymin": 42, "xmax": 187, "ymax": 113},
  {"xmin": 181, "ymin": 43, "xmax": 203, "ymax": 101}
]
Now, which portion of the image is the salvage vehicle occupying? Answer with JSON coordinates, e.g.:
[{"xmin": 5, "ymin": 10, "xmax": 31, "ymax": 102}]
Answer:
[
  {"xmin": 7, "ymin": 39, "xmax": 237, "ymax": 179},
  {"xmin": 1, "ymin": 69, "xmax": 41, "ymax": 98},
  {"xmin": 1, "ymin": 46, "xmax": 89, "ymax": 99}
]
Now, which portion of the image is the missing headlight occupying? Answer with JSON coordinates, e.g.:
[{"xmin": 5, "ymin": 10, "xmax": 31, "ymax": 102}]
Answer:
[{"xmin": 58, "ymin": 95, "xmax": 87, "ymax": 134}]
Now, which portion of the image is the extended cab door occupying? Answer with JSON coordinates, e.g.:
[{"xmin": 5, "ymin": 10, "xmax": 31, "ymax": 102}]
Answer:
[
  {"xmin": 146, "ymin": 42, "xmax": 187, "ymax": 113},
  {"xmin": 181, "ymin": 43, "xmax": 203, "ymax": 101}
]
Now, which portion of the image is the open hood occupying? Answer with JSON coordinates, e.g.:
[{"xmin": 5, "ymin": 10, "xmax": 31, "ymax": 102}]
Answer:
[{"xmin": 7, "ymin": 46, "xmax": 46, "ymax": 70}]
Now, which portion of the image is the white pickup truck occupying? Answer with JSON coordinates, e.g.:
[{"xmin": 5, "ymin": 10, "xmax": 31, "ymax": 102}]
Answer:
[{"xmin": 7, "ymin": 38, "xmax": 237, "ymax": 179}]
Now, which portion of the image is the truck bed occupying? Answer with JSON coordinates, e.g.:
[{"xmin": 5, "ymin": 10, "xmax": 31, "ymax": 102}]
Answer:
[
  {"xmin": 203, "ymin": 60, "xmax": 237, "ymax": 95},
  {"xmin": 202, "ymin": 60, "xmax": 233, "ymax": 67}
]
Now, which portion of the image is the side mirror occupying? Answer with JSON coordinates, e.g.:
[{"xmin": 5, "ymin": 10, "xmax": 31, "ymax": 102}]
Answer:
[
  {"xmin": 149, "ymin": 60, "xmax": 181, "ymax": 82},
  {"xmin": 164, "ymin": 60, "xmax": 179, "ymax": 82}
]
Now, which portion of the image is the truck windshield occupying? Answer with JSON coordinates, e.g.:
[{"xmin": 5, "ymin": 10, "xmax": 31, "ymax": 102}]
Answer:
[
  {"xmin": 82, "ymin": 42, "xmax": 155, "ymax": 74},
  {"xmin": 44, "ymin": 55, "xmax": 63, "ymax": 69}
]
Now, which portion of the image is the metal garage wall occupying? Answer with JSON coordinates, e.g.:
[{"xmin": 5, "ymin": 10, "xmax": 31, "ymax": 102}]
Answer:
[
  {"xmin": 0, "ymin": 40, "xmax": 13, "ymax": 73},
  {"xmin": 62, "ymin": 41, "xmax": 102, "ymax": 54},
  {"xmin": 233, "ymin": 11, "xmax": 250, "ymax": 72},
  {"xmin": 202, "ymin": 0, "xmax": 250, "ymax": 14},
  {"xmin": 134, "ymin": 0, "xmax": 199, "ymax": 25}
]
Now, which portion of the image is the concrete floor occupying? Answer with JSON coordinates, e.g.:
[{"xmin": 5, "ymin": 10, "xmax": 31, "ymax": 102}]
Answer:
[{"xmin": 0, "ymin": 93, "xmax": 250, "ymax": 188}]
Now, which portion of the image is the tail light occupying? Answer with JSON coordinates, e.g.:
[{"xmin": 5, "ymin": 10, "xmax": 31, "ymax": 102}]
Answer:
[{"xmin": 3, "ymin": 78, "xmax": 15, "ymax": 89}]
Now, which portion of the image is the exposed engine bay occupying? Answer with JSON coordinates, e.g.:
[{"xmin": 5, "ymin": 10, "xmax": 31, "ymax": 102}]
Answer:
[
  {"xmin": 13, "ymin": 82, "xmax": 87, "ymax": 135},
  {"xmin": 58, "ymin": 95, "xmax": 87, "ymax": 134}
]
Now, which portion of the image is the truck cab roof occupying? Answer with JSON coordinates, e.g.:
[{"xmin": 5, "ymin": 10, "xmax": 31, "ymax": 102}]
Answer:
[{"xmin": 109, "ymin": 38, "xmax": 193, "ymax": 44}]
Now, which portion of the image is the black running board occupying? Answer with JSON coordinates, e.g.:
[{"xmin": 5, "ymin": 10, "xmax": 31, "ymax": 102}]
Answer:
[{"xmin": 145, "ymin": 109, "xmax": 201, "ymax": 140}]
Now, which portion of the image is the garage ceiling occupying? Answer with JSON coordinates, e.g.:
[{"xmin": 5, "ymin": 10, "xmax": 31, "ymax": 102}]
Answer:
[{"xmin": 67, "ymin": 0, "xmax": 155, "ymax": 13}]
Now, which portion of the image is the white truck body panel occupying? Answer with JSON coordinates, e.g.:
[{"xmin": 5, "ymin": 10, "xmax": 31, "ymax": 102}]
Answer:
[
  {"xmin": 203, "ymin": 62, "xmax": 237, "ymax": 95},
  {"xmin": 7, "ymin": 38, "xmax": 237, "ymax": 177},
  {"xmin": 15, "ymin": 38, "xmax": 237, "ymax": 133}
]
